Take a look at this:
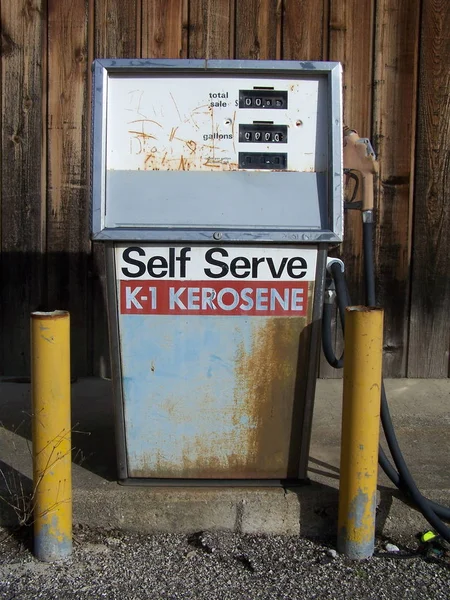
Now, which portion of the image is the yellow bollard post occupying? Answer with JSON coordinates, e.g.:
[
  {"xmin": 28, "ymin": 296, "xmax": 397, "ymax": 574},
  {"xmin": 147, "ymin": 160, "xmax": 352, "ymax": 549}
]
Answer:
[
  {"xmin": 31, "ymin": 311, "xmax": 72, "ymax": 562},
  {"xmin": 337, "ymin": 306, "xmax": 384, "ymax": 559}
]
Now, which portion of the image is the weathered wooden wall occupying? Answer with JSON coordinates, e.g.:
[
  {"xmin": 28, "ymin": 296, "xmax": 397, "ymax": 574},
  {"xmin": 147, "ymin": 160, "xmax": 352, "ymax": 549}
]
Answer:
[{"xmin": 0, "ymin": 0, "xmax": 449, "ymax": 378}]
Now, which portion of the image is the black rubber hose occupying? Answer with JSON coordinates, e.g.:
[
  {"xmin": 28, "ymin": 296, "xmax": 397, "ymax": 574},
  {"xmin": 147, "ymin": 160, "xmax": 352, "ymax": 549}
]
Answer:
[
  {"xmin": 378, "ymin": 407, "xmax": 450, "ymax": 520},
  {"xmin": 329, "ymin": 254, "xmax": 450, "ymax": 524},
  {"xmin": 330, "ymin": 262, "xmax": 350, "ymax": 330},
  {"xmin": 363, "ymin": 220, "xmax": 376, "ymax": 306},
  {"xmin": 363, "ymin": 219, "xmax": 450, "ymax": 531},
  {"xmin": 380, "ymin": 389, "xmax": 450, "ymax": 540},
  {"xmin": 380, "ymin": 383, "xmax": 450, "ymax": 521},
  {"xmin": 322, "ymin": 302, "xmax": 344, "ymax": 368}
]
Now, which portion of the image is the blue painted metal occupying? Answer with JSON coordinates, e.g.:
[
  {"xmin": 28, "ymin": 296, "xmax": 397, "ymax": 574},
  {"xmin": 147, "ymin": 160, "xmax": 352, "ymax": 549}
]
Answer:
[
  {"xmin": 118, "ymin": 313, "xmax": 312, "ymax": 479},
  {"xmin": 34, "ymin": 515, "xmax": 72, "ymax": 562}
]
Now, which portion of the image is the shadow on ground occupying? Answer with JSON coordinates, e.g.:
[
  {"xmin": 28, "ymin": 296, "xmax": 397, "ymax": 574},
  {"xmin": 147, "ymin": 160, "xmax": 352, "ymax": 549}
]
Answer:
[
  {"xmin": 0, "ymin": 379, "xmax": 117, "ymax": 482},
  {"xmin": 289, "ymin": 456, "xmax": 403, "ymax": 541}
]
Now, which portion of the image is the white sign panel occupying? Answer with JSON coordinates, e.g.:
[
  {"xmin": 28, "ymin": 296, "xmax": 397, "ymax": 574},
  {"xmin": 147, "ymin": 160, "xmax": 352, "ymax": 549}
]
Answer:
[
  {"xmin": 116, "ymin": 245, "xmax": 317, "ymax": 317},
  {"xmin": 106, "ymin": 76, "xmax": 328, "ymax": 173}
]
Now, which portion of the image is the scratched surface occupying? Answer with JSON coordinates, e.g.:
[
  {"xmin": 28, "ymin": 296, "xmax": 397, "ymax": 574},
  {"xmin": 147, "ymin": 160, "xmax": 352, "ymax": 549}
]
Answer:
[
  {"xmin": 118, "ymin": 286, "xmax": 315, "ymax": 479},
  {"xmin": 106, "ymin": 75, "xmax": 328, "ymax": 173}
]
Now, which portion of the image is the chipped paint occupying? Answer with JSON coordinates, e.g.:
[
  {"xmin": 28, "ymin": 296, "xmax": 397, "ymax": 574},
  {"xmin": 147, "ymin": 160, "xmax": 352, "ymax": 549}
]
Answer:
[
  {"xmin": 120, "ymin": 281, "xmax": 315, "ymax": 479},
  {"xmin": 31, "ymin": 311, "xmax": 72, "ymax": 561},
  {"xmin": 338, "ymin": 489, "xmax": 377, "ymax": 559},
  {"xmin": 35, "ymin": 514, "xmax": 72, "ymax": 562},
  {"xmin": 337, "ymin": 307, "xmax": 384, "ymax": 559}
]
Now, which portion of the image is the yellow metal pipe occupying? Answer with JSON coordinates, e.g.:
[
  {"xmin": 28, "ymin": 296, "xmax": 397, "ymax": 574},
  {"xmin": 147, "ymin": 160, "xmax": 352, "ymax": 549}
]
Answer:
[
  {"xmin": 31, "ymin": 311, "xmax": 72, "ymax": 561},
  {"xmin": 337, "ymin": 306, "xmax": 384, "ymax": 559}
]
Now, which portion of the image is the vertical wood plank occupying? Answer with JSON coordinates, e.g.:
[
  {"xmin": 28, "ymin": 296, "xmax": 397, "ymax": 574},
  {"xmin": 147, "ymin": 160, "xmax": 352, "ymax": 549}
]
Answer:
[
  {"xmin": 0, "ymin": 0, "xmax": 45, "ymax": 375},
  {"xmin": 95, "ymin": 0, "xmax": 140, "ymax": 58},
  {"xmin": 92, "ymin": 1, "xmax": 140, "ymax": 377},
  {"xmin": 408, "ymin": 0, "xmax": 450, "ymax": 377},
  {"xmin": 322, "ymin": 0, "xmax": 375, "ymax": 378},
  {"xmin": 188, "ymin": 0, "xmax": 234, "ymax": 59},
  {"xmin": 47, "ymin": 0, "xmax": 90, "ymax": 376},
  {"xmin": 282, "ymin": 0, "xmax": 326, "ymax": 60},
  {"xmin": 235, "ymin": 0, "xmax": 282, "ymax": 60},
  {"xmin": 372, "ymin": 0, "xmax": 420, "ymax": 377},
  {"xmin": 330, "ymin": 0, "xmax": 374, "ymax": 133},
  {"xmin": 142, "ymin": 0, "xmax": 188, "ymax": 58}
]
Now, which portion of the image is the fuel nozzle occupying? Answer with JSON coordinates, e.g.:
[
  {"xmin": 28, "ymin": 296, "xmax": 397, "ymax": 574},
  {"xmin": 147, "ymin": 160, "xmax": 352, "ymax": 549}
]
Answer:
[{"xmin": 343, "ymin": 127, "xmax": 379, "ymax": 212}]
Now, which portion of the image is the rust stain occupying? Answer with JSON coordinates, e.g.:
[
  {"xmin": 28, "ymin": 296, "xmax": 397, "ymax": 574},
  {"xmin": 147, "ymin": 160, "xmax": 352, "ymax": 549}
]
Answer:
[
  {"xmin": 186, "ymin": 140, "xmax": 197, "ymax": 153},
  {"xmin": 232, "ymin": 110, "xmax": 237, "ymax": 154},
  {"xmin": 169, "ymin": 92, "xmax": 182, "ymax": 121},
  {"xmin": 128, "ymin": 119, "xmax": 163, "ymax": 128},
  {"xmin": 192, "ymin": 103, "xmax": 210, "ymax": 112},
  {"xmin": 173, "ymin": 136, "xmax": 191, "ymax": 145},
  {"xmin": 210, "ymin": 104, "xmax": 215, "ymax": 159},
  {"xmin": 161, "ymin": 397, "xmax": 183, "ymax": 420},
  {"xmin": 189, "ymin": 114, "xmax": 200, "ymax": 130},
  {"xmin": 140, "ymin": 150, "xmax": 240, "ymax": 172},
  {"xmin": 229, "ymin": 317, "xmax": 310, "ymax": 478},
  {"xmin": 169, "ymin": 126, "xmax": 178, "ymax": 142},
  {"xmin": 128, "ymin": 130, "xmax": 157, "ymax": 140},
  {"xmin": 130, "ymin": 284, "xmax": 316, "ymax": 479}
]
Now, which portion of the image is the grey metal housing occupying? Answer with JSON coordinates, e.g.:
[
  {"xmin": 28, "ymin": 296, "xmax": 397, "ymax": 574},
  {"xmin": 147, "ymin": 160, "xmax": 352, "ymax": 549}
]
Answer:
[{"xmin": 91, "ymin": 59, "xmax": 343, "ymax": 244}]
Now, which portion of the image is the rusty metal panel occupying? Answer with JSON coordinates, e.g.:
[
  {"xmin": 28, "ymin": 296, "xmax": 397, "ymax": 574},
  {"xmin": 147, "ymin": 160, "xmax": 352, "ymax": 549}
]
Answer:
[{"xmin": 115, "ymin": 243, "xmax": 318, "ymax": 479}]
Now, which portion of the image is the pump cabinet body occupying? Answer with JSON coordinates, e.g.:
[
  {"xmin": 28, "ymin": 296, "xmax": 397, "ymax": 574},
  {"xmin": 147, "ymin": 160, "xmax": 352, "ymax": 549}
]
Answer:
[{"xmin": 91, "ymin": 59, "xmax": 343, "ymax": 482}]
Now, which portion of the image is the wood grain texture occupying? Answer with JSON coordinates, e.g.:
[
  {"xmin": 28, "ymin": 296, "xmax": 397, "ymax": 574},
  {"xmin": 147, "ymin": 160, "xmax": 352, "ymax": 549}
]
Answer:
[
  {"xmin": 372, "ymin": 0, "xmax": 420, "ymax": 377},
  {"xmin": 0, "ymin": 0, "xmax": 45, "ymax": 374},
  {"xmin": 330, "ymin": 0, "xmax": 374, "ymax": 133},
  {"xmin": 91, "ymin": 1, "xmax": 140, "ymax": 377},
  {"xmin": 142, "ymin": 0, "xmax": 188, "ymax": 58},
  {"xmin": 408, "ymin": 0, "xmax": 450, "ymax": 377},
  {"xmin": 324, "ymin": 0, "xmax": 375, "ymax": 378},
  {"xmin": 0, "ymin": 2, "xmax": 448, "ymax": 378},
  {"xmin": 47, "ymin": 0, "xmax": 90, "ymax": 376},
  {"xmin": 282, "ymin": 0, "xmax": 326, "ymax": 60},
  {"xmin": 235, "ymin": 0, "xmax": 281, "ymax": 59},
  {"xmin": 188, "ymin": 0, "xmax": 234, "ymax": 59},
  {"xmin": 95, "ymin": 0, "xmax": 139, "ymax": 58}
]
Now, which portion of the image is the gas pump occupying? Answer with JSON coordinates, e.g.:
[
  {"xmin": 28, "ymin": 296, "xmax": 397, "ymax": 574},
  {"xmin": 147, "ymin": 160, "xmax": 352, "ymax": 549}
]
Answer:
[
  {"xmin": 91, "ymin": 59, "xmax": 343, "ymax": 483},
  {"xmin": 91, "ymin": 58, "xmax": 450, "ymax": 543}
]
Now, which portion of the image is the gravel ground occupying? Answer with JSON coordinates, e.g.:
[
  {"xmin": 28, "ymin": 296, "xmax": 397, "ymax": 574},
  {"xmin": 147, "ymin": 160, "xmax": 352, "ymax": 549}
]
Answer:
[{"xmin": 0, "ymin": 527, "xmax": 449, "ymax": 599}]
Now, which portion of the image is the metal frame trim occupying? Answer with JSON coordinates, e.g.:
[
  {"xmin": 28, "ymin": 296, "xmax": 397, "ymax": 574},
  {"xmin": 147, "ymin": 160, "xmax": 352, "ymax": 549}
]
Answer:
[
  {"xmin": 329, "ymin": 63, "xmax": 344, "ymax": 240},
  {"xmin": 91, "ymin": 62, "xmax": 108, "ymax": 237},
  {"xmin": 93, "ymin": 228, "xmax": 341, "ymax": 243},
  {"xmin": 105, "ymin": 243, "xmax": 128, "ymax": 480},
  {"xmin": 297, "ymin": 244, "xmax": 328, "ymax": 479},
  {"xmin": 94, "ymin": 58, "xmax": 342, "ymax": 73}
]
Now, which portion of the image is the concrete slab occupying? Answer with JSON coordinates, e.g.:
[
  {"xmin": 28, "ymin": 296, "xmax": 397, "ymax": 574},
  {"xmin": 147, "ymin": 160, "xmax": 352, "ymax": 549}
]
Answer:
[{"xmin": 0, "ymin": 377, "xmax": 448, "ymax": 541}]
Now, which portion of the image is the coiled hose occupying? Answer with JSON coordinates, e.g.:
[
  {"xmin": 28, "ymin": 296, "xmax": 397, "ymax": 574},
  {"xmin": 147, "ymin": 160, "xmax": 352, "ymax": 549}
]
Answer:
[{"xmin": 322, "ymin": 225, "xmax": 450, "ymax": 542}]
